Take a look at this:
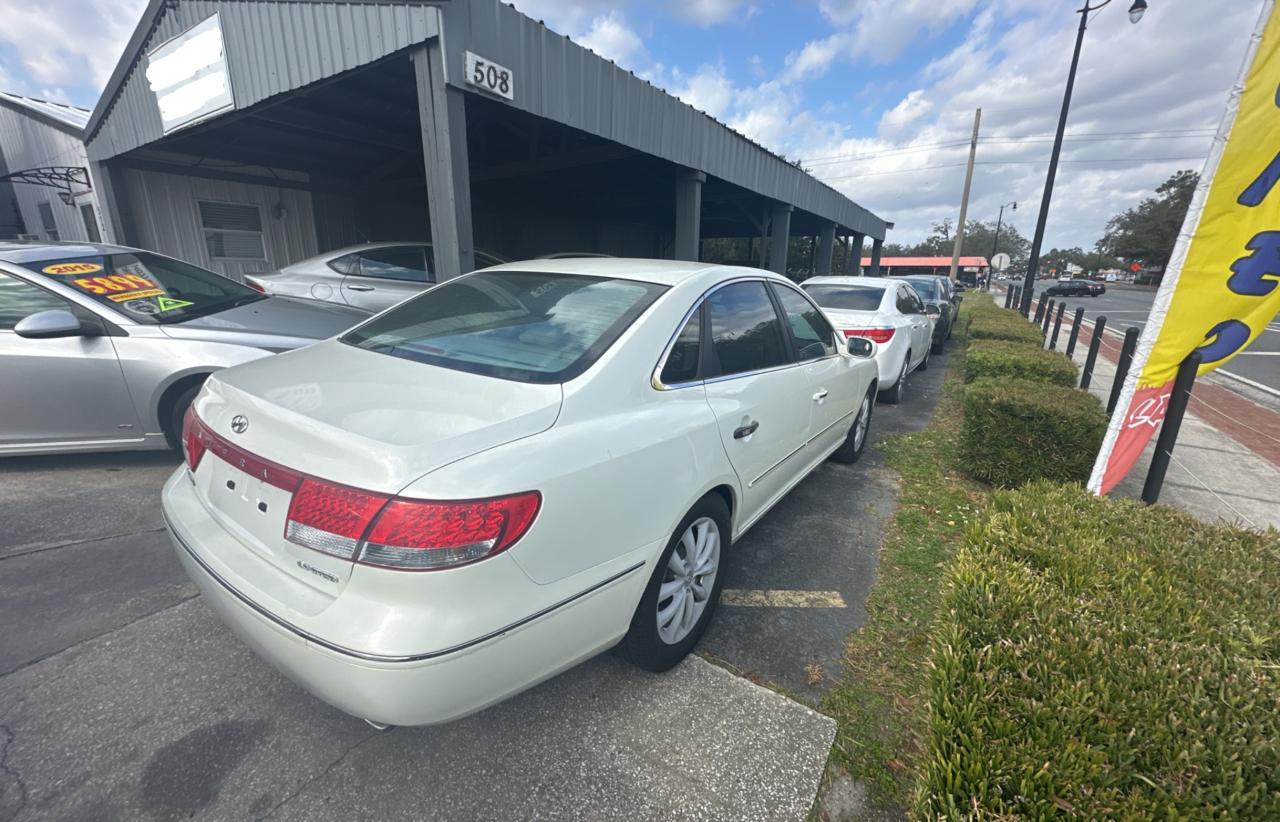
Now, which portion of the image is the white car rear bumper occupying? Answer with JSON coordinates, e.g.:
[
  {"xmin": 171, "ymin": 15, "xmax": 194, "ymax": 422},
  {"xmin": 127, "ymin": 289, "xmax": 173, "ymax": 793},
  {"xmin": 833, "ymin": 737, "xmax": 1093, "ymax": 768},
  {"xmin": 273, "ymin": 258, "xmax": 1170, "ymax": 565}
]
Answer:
[{"xmin": 163, "ymin": 471, "xmax": 652, "ymax": 726}]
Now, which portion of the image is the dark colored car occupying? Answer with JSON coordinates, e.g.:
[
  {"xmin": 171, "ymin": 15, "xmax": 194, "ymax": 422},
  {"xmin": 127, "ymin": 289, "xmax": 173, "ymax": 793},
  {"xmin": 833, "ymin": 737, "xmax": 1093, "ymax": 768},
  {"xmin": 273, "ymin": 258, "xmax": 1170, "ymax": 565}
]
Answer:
[
  {"xmin": 1044, "ymin": 278, "xmax": 1105, "ymax": 298},
  {"xmin": 900, "ymin": 275, "xmax": 955, "ymax": 354}
]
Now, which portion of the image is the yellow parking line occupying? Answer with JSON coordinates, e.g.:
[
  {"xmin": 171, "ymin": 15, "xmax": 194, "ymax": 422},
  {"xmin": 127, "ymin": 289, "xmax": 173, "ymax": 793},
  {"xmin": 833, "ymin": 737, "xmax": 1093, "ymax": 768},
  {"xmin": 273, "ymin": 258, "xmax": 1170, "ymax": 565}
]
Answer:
[{"xmin": 721, "ymin": 589, "xmax": 847, "ymax": 608}]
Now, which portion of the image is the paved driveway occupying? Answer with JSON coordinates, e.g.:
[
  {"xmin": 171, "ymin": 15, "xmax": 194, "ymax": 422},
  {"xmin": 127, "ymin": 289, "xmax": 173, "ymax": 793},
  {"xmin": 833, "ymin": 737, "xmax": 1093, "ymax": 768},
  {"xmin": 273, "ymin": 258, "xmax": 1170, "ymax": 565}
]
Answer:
[{"xmin": 0, "ymin": 353, "xmax": 947, "ymax": 821}]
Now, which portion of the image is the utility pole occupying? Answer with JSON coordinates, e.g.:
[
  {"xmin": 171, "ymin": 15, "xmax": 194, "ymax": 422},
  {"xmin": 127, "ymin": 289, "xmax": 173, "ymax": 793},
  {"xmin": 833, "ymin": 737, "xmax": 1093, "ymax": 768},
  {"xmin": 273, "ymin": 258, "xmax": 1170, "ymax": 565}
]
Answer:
[{"xmin": 948, "ymin": 108, "xmax": 981, "ymax": 283}]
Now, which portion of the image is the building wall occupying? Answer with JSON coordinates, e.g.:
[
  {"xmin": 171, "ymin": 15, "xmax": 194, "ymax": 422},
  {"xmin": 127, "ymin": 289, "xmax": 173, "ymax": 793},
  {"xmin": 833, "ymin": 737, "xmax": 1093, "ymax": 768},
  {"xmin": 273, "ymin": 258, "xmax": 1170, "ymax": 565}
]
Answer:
[
  {"xmin": 121, "ymin": 167, "xmax": 319, "ymax": 280},
  {"xmin": 0, "ymin": 105, "xmax": 97, "ymax": 242}
]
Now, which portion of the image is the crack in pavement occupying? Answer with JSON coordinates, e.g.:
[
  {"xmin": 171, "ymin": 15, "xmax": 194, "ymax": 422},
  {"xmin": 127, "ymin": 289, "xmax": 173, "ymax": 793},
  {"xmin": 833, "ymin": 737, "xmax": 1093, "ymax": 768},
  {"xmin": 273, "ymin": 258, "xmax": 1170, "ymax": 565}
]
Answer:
[
  {"xmin": 0, "ymin": 724, "xmax": 27, "ymax": 822},
  {"xmin": 0, "ymin": 528, "xmax": 166, "ymax": 562},
  {"xmin": 254, "ymin": 729, "xmax": 383, "ymax": 821},
  {"xmin": 0, "ymin": 593, "xmax": 198, "ymax": 679}
]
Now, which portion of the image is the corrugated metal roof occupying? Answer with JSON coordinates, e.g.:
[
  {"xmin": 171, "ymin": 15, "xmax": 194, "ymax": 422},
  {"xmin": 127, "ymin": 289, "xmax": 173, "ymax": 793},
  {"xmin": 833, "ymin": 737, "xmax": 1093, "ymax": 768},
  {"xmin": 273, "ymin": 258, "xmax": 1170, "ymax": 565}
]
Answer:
[
  {"xmin": 862, "ymin": 257, "xmax": 991, "ymax": 267},
  {"xmin": 86, "ymin": 0, "xmax": 889, "ymax": 238},
  {"xmin": 0, "ymin": 92, "xmax": 90, "ymax": 134}
]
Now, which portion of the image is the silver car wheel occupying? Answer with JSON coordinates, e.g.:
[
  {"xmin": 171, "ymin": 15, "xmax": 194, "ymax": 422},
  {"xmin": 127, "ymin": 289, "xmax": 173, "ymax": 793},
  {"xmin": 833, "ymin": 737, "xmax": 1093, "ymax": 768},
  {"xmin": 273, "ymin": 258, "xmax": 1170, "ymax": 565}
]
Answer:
[
  {"xmin": 853, "ymin": 396, "xmax": 870, "ymax": 451},
  {"xmin": 656, "ymin": 516, "xmax": 721, "ymax": 645}
]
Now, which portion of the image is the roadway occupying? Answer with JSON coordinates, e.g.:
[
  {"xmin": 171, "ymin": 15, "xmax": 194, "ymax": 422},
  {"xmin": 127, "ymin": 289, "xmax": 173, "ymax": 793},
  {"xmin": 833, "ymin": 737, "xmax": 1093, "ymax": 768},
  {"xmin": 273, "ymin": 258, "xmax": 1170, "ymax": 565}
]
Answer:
[{"xmin": 1005, "ymin": 280, "xmax": 1280, "ymax": 397}]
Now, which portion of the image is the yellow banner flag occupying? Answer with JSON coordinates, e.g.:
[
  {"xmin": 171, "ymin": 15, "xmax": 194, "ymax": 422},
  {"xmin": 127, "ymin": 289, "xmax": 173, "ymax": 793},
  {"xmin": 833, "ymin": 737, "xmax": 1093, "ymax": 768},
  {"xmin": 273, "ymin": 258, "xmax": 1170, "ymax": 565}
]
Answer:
[{"xmin": 1092, "ymin": 0, "xmax": 1280, "ymax": 494}]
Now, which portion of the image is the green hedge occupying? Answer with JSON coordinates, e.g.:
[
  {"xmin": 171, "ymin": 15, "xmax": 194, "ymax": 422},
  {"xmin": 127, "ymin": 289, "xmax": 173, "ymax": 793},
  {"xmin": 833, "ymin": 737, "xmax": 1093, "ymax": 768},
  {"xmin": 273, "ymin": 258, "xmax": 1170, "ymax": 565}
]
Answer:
[
  {"xmin": 965, "ymin": 339, "xmax": 1077, "ymax": 386},
  {"xmin": 961, "ymin": 378, "xmax": 1104, "ymax": 486},
  {"xmin": 968, "ymin": 312, "xmax": 1044, "ymax": 346},
  {"xmin": 919, "ymin": 483, "xmax": 1280, "ymax": 820}
]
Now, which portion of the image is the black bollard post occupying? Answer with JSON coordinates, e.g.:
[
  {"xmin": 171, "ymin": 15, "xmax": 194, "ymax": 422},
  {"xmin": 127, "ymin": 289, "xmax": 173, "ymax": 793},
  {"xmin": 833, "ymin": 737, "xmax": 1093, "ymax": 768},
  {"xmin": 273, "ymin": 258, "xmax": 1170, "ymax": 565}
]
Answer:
[
  {"xmin": 1107, "ymin": 327, "xmax": 1140, "ymax": 415},
  {"xmin": 1080, "ymin": 315, "xmax": 1106, "ymax": 389},
  {"xmin": 1141, "ymin": 352, "xmax": 1203, "ymax": 505},
  {"xmin": 1010, "ymin": 286, "xmax": 1019, "ymax": 310},
  {"xmin": 1003, "ymin": 286, "xmax": 1013, "ymax": 309},
  {"xmin": 1065, "ymin": 307, "xmax": 1085, "ymax": 358},
  {"xmin": 1041, "ymin": 299, "xmax": 1056, "ymax": 337},
  {"xmin": 1033, "ymin": 297, "xmax": 1046, "ymax": 324},
  {"xmin": 1048, "ymin": 302, "xmax": 1066, "ymax": 350}
]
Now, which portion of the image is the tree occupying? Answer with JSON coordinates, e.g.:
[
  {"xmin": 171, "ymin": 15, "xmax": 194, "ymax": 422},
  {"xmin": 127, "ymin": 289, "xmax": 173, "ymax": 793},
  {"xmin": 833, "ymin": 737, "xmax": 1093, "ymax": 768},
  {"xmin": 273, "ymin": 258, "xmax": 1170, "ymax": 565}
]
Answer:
[{"xmin": 1099, "ymin": 170, "xmax": 1199, "ymax": 270}]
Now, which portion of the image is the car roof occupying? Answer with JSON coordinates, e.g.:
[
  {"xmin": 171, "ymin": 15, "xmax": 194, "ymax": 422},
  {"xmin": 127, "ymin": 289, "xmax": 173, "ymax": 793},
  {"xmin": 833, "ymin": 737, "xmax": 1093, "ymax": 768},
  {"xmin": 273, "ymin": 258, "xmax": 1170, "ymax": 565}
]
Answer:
[
  {"xmin": 802, "ymin": 275, "xmax": 909, "ymax": 289},
  {"xmin": 478, "ymin": 257, "xmax": 779, "ymax": 287},
  {"xmin": 0, "ymin": 240, "xmax": 136, "ymax": 265}
]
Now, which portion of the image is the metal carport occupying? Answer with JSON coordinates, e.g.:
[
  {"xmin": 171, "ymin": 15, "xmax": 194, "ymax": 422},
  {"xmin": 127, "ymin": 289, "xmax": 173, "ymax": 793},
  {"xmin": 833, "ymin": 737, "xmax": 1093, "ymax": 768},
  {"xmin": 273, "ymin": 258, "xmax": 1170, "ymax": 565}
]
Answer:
[{"xmin": 85, "ymin": 0, "xmax": 890, "ymax": 281}]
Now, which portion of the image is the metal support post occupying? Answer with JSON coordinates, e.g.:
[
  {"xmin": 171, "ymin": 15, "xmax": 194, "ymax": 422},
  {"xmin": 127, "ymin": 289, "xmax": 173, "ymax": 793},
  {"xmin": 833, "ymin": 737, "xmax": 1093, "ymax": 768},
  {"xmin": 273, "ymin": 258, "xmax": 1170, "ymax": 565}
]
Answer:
[
  {"xmin": 1080, "ymin": 315, "xmax": 1106, "ymax": 389},
  {"xmin": 1034, "ymin": 297, "xmax": 1046, "ymax": 325},
  {"xmin": 815, "ymin": 221, "xmax": 836, "ymax": 276},
  {"xmin": 1107, "ymin": 327, "xmax": 1140, "ymax": 415},
  {"xmin": 1048, "ymin": 302, "xmax": 1066, "ymax": 350},
  {"xmin": 1141, "ymin": 352, "xmax": 1202, "ymax": 505},
  {"xmin": 767, "ymin": 202, "xmax": 792, "ymax": 276},
  {"xmin": 673, "ymin": 168, "xmax": 705, "ymax": 261},
  {"xmin": 1065, "ymin": 307, "xmax": 1085, "ymax": 358},
  {"xmin": 869, "ymin": 238, "xmax": 883, "ymax": 276}
]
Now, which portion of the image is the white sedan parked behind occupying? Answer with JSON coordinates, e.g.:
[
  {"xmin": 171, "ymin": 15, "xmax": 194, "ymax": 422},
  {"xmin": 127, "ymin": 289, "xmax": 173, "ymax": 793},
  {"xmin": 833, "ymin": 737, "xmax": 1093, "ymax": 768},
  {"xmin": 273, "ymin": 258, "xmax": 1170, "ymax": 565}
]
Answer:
[
  {"xmin": 163, "ymin": 259, "xmax": 879, "ymax": 727},
  {"xmin": 801, "ymin": 276, "xmax": 936, "ymax": 404}
]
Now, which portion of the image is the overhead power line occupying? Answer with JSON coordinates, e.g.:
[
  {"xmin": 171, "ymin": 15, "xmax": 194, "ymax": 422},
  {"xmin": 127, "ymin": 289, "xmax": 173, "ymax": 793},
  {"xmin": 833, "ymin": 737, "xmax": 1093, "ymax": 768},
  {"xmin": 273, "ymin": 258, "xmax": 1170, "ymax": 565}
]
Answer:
[
  {"xmin": 797, "ymin": 127, "xmax": 1216, "ymax": 166},
  {"xmin": 817, "ymin": 155, "xmax": 1207, "ymax": 182}
]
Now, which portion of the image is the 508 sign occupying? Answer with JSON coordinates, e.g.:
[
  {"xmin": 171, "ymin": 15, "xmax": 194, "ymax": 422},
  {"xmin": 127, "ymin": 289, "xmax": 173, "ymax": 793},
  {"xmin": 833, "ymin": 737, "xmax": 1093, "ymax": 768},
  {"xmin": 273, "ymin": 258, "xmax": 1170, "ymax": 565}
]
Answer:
[{"xmin": 464, "ymin": 52, "xmax": 514, "ymax": 101}]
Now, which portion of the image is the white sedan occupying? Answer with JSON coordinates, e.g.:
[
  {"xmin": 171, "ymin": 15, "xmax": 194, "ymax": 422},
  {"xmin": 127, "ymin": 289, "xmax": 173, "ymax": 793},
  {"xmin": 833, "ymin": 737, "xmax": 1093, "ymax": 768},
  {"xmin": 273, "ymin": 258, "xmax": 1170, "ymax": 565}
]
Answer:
[
  {"xmin": 801, "ymin": 276, "xmax": 937, "ymax": 404},
  {"xmin": 162, "ymin": 259, "xmax": 879, "ymax": 727}
]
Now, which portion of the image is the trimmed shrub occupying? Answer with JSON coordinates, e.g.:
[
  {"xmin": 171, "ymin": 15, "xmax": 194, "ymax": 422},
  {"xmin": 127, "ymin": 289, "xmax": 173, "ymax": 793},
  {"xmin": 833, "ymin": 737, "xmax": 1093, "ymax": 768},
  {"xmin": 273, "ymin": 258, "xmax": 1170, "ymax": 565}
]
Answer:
[
  {"xmin": 965, "ymin": 339, "xmax": 1077, "ymax": 386},
  {"xmin": 918, "ymin": 483, "xmax": 1280, "ymax": 820},
  {"xmin": 968, "ymin": 312, "xmax": 1044, "ymax": 346},
  {"xmin": 961, "ymin": 378, "xmax": 1104, "ymax": 486}
]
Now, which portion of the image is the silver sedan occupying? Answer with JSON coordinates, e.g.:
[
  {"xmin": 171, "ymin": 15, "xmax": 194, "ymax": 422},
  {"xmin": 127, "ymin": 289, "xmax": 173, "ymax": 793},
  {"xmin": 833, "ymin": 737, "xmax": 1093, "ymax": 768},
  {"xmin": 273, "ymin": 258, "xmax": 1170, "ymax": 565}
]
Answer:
[
  {"xmin": 0, "ymin": 241, "xmax": 369, "ymax": 456},
  {"xmin": 245, "ymin": 242, "xmax": 508, "ymax": 313}
]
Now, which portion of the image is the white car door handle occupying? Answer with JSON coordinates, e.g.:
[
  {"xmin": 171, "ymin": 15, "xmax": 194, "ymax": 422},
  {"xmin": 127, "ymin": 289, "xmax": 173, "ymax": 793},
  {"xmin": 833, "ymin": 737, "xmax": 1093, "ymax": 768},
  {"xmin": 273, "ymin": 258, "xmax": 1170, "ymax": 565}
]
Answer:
[
  {"xmin": 346, "ymin": 284, "xmax": 375, "ymax": 292},
  {"xmin": 813, "ymin": 389, "xmax": 828, "ymax": 402}
]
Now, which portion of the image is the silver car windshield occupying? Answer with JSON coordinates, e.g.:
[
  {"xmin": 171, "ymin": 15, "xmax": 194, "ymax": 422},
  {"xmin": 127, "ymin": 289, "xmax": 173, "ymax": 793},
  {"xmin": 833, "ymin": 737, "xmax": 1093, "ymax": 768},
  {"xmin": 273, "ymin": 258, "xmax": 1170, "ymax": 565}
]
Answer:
[
  {"xmin": 342, "ymin": 271, "xmax": 667, "ymax": 384},
  {"xmin": 22, "ymin": 252, "xmax": 263, "ymax": 324}
]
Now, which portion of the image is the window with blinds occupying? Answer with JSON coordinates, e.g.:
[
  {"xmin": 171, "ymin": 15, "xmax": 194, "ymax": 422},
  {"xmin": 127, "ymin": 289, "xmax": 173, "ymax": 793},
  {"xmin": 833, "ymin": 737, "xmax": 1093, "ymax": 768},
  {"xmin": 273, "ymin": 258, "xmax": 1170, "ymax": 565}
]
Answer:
[{"xmin": 199, "ymin": 201, "xmax": 265, "ymax": 260}]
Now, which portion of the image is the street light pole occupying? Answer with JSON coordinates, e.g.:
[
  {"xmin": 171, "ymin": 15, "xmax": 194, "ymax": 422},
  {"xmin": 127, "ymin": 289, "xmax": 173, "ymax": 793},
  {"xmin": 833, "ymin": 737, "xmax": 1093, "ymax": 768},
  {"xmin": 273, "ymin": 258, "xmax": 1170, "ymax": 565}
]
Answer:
[
  {"xmin": 990, "ymin": 200, "xmax": 1016, "ymax": 269},
  {"xmin": 1019, "ymin": 0, "xmax": 1148, "ymax": 315}
]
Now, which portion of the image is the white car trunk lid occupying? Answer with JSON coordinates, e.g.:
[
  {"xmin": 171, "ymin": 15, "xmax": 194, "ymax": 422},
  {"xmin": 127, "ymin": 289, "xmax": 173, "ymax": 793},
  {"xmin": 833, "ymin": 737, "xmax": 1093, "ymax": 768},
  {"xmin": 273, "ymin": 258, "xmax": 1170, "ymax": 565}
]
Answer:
[{"xmin": 187, "ymin": 339, "xmax": 561, "ymax": 602}]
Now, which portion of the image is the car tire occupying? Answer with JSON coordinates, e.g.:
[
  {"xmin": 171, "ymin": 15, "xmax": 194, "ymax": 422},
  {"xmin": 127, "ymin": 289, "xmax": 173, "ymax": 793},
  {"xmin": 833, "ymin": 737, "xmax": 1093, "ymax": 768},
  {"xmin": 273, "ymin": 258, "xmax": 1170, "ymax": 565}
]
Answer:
[
  {"xmin": 619, "ymin": 495, "xmax": 731, "ymax": 673},
  {"xmin": 878, "ymin": 353, "xmax": 909, "ymax": 405},
  {"xmin": 164, "ymin": 383, "xmax": 203, "ymax": 450},
  {"xmin": 829, "ymin": 386, "xmax": 875, "ymax": 465},
  {"xmin": 918, "ymin": 345, "xmax": 931, "ymax": 370}
]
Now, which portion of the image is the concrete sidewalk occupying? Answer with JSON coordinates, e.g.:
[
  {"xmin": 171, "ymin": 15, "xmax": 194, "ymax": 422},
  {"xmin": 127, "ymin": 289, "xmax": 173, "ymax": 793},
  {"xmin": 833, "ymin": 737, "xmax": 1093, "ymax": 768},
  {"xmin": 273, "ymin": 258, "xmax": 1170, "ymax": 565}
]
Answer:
[{"xmin": 1001, "ymin": 288, "xmax": 1279, "ymax": 530}]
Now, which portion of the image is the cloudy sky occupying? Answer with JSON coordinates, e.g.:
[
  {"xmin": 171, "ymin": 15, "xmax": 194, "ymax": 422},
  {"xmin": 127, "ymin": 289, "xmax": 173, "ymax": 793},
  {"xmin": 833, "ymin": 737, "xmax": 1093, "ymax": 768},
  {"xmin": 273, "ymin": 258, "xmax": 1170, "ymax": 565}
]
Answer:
[{"xmin": 0, "ymin": 0, "xmax": 1264, "ymax": 248}]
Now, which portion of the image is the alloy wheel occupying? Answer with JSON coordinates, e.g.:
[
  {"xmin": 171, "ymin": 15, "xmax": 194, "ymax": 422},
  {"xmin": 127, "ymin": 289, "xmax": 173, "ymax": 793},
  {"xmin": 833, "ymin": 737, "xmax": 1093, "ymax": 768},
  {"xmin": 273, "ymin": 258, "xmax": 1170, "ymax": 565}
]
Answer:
[
  {"xmin": 853, "ymin": 396, "xmax": 870, "ymax": 451},
  {"xmin": 656, "ymin": 516, "xmax": 721, "ymax": 644}
]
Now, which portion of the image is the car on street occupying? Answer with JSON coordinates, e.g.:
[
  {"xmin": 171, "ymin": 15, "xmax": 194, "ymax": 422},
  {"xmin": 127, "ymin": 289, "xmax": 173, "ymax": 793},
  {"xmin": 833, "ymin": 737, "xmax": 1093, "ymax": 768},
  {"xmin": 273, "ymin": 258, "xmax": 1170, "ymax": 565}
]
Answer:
[
  {"xmin": 245, "ymin": 242, "xmax": 509, "ymax": 313},
  {"xmin": 163, "ymin": 258, "xmax": 880, "ymax": 727},
  {"xmin": 899, "ymin": 275, "xmax": 955, "ymax": 353},
  {"xmin": 0, "ymin": 241, "xmax": 369, "ymax": 457},
  {"xmin": 1044, "ymin": 278, "xmax": 1106, "ymax": 298},
  {"xmin": 800, "ymin": 275, "xmax": 934, "ymax": 404}
]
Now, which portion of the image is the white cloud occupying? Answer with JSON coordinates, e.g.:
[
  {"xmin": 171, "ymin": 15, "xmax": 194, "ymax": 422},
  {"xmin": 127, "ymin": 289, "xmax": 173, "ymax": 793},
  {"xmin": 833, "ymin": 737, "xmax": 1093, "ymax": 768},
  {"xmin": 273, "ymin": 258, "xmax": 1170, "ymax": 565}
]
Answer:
[
  {"xmin": 780, "ymin": 34, "xmax": 850, "ymax": 84},
  {"xmin": 820, "ymin": 0, "xmax": 981, "ymax": 63},
  {"xmin": 577, "ymin": 11, "xmax": 651, "ymax": 72},
  {"xmin": 0, "ymin": 0, "xmax": 145, "ymax": 98},
  {"xmin": 506, "ymin": 0, "xmax": 621, "ymax": 35},
  {"xmin": 879, "ymin": 89, "xmax": 932, "ymax": 133},
  {"xmin": 671, "ymin": 0, "xmax": 759, "ymax": 27},
  {"xmin": 671, "ymin": 64, "xmax": 736, "ymax": 118}
]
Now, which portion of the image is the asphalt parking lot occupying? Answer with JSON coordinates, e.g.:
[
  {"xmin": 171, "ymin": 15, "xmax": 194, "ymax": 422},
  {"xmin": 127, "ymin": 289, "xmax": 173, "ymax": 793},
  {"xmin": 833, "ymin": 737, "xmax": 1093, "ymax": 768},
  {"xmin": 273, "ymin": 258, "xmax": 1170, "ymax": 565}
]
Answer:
[{"xmin": 0, "ymin": 353, "xmax": 946, "ymax": 821}]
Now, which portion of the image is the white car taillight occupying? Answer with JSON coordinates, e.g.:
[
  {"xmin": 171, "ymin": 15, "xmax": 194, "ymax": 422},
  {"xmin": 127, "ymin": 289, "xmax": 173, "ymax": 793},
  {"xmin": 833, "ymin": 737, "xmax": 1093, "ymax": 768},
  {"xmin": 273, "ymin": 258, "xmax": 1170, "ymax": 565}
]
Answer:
[
  {"xmin": 189, "ymin": 409, "xmax": 542, "ymax": 571},
  {"xmin": 284, "ymin": 477, "xmax": 541, "ymax": 571}
]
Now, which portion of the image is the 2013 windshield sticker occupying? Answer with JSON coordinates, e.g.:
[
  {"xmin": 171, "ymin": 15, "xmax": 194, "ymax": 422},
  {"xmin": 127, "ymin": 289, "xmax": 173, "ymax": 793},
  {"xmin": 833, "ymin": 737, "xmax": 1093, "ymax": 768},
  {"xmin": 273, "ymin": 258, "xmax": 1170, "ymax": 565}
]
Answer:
[{"xmin": 43, "ymin": 262, "xmax": 104, "ymax": 275}]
